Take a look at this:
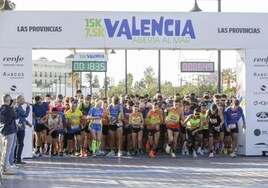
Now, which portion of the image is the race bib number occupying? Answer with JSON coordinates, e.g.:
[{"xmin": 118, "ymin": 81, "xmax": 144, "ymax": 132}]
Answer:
[
  {"xmin": 93, "ymin": 118, "xmax": 101, "ymax": 124},
  {"xmin": 210, "ymin": 118, "xmax": 218, "ymax": 124},
  {"xmin": 71, "ymin": 124, "xmax": 79, "ymax": 130},
  {"xmin": 229, "ymin": 124, "xmax": 236, "ymax": 129},
  {"xmin": 134, "ymin": 117, "xmax": 141, "ymax": 124}
]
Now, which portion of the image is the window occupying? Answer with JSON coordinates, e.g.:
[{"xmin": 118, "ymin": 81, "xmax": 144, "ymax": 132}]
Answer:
[
  {"xmin": 50, "ymin": 72, "xmax": 52, "ymax": 78},
  {"xmin": 40, "ymin": 72, "xmax": 43, "ymax": 77}
]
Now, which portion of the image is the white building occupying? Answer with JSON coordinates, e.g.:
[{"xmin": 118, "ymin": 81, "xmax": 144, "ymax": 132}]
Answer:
[
  {"xmin": 32, "ymin": 56, "xmax": 71, "ymax": 87},
  {"xmin": 32, "ymin": 55, "xmax": 99, "ymax": 97}
]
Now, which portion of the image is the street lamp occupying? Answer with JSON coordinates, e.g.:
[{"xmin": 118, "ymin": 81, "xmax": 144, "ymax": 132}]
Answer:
[
  {"xmin": 158, "ymin": 50, "xmax": 161, "ymax": 93},
  {"xmin": 125, "ymin": 49, "xmax": 128, "ymax": 95},
  {"xmin": 0, "ymin": 0, "xmax": 16, "ymax": 11},
  {"xmin": 190, "ymin": 0, "xmax": 202, "ymax": 12},
  {"xmin": 217, "ymin": 0, "xmax": 222, "ymax": 93},
  {"xmin": 64, "ymin": 73, "xmax": 69, "ymax": 97}
]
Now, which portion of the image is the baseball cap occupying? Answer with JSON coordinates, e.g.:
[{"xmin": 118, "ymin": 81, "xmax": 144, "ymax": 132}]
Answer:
[{"xmin": 58, "ymin": 94, "xmax": 63, "ymax": 99}]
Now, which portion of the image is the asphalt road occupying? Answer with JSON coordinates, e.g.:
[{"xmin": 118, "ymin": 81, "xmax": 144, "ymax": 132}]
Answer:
[{"xmin": 2, "ymin": 154, "xmax": 268, "ymax": 188}]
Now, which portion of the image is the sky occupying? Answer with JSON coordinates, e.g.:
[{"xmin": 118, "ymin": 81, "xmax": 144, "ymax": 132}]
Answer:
[{"xmin": 12, "ymin": 0, "xmax": 268, "ymax": 87}]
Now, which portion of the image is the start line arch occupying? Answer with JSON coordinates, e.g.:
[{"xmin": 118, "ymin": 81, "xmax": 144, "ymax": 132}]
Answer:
[{"xmin": 0, "ymin": 11, "xmax": 268, "ymax": 157}]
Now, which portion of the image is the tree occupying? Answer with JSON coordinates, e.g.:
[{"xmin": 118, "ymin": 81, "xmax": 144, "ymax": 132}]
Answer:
[
  {"xmin": 143, "ymin": 66, "xmax": 157, "ymax": 88},
  {"xmin": 222, "ymin": 68, "xmax": 236, "ymax": 95},
  {"xmin": 127, "ymin": 73, "xmax": 134, "ymax": 89},
  {"xmin": 70, "ymin": 73, "xmax": 81, "ymax": 90}
]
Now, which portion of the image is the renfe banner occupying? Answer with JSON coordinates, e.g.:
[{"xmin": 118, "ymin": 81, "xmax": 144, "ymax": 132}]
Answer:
[
  {"xmin": 0, "ymin": 11, "xmax": 267, "ymax": 49},
  {"xmin": 0, "ymin": 48, "xmax": 32, "ymax": 158}
]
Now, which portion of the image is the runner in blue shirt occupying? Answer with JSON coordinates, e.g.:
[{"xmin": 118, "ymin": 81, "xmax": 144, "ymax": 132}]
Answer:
[{"xmin": 224, "ymin": 99, "xmax": 246, "ymax": 158}]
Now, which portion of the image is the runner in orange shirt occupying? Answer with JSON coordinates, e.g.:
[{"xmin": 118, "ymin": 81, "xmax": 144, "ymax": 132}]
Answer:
[
  {"xmin": 165, "ymin": 99, "xmax": 184, "ymax": 158},
  {"xmin": 145, "ymin": 102, "xmax": 163, "ymax": 158}
]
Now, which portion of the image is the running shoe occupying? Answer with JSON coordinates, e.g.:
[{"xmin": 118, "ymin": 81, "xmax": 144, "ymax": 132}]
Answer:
[
  {"xmin": 209, "ymin": 152, "xmax": 214, "ymax": 158},
  {"xmin": 99, "ymin": 150, "xmax": 106, "ymax": 156},
  {"xmin": 185, "ymin": 148, "xmax": 190, "ymax": 155},
  {"xmin": 131, "ymin": 150, "xmax": 138, "ymax": 157},
  {"xmin": 92, "ymin": 153, "xmax": 97, "ymax": 158},
  {"xmin": 223, "ymin": 148, "xmax": 228, "ymax": 155},
  {"xmin": 96, "ymin": 149, "xmax": 101, "ymax": 156},
  {"xmin": 230, "ymin": 152, "xmax": 236, "ymax": 158},
  {"xmin": 197, "ymin": 147, "xmax": 202, "ymax": 154},
  {"xmin": 182, "ymin": 141, "xmax": 187, "ymax": 155},
  {"xmin": 9, "ymin": 165, "xmax": 19, "ymax": 169},
  {"xmin": 203, "ymin": 148, "xmax": 209, "ymax": 154},
  {"xmin": 34, "ymin": 149, "xmax": 42, "ymax": 157},
  {"xmin": 138, "ymin": 149, "xmax": 144, "ymax": 155},
  {"xmin": 80, "ymin": 150, "xmax": 87, "ymax": 157},
  {"xmin": 165, "ymin": 143, "xmax": 171, "ymax": 154},
  {"xmin": 149, "ymin": 150, "xmax": 155, "ymax": 158},
  {"xmin": 106, "ymin": 150, "xmax": 115, "ymax": 157},
  {"xmin": 193, "ymin": 151, "xmax": 198, "ymax": 158},
  {"xmin": 117, "ymin": 150, "xmax": 123, "ymax": 157},
  {"xmin": 170, "ymin": 152, "xmax": 176, "ymax": 158},
  {"xmin": 199, "ymin": 149, "xmax": 204, "ymax": 156}
]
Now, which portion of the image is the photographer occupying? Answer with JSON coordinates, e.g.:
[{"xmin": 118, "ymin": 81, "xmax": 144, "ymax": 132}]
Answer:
[{"xmin": 0, "ymin": 94, "xmax": 19, "ymax": 175}]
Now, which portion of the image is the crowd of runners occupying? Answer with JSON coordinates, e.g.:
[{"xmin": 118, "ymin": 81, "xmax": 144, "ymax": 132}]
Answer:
[{"xmin": 31, "ymin": 90, "xmax": 246, "ymax": 159}]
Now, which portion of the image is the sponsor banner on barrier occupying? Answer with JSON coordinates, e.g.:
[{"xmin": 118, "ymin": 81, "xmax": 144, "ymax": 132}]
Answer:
[
  {"xmin": 0, "ymin": 48, "xmax": 32, "ymax": 158},
  {"xmin": 245, "ymin": 49, "xmax": 268, "ymax": 155}
]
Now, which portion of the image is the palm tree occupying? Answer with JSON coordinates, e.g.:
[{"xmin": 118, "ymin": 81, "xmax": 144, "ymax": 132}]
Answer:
[{"xmin": 222, "ymin": 68, "xmax": 236, "ymax": 90}]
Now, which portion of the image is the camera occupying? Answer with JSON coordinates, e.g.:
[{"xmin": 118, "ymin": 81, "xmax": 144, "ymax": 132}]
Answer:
[{"xmin": 9, "ymin": 99, "xmax": 16, "ymax": 106}]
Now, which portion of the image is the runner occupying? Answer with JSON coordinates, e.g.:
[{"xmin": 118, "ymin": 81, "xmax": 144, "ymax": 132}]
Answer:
[
  {"xmin": 181, "ymin": 101, "xmax": 193, "ymax": 155},
  {"xmin": 206, "ymin": 104, "xmax": 224, "ymax": 158},
  {"xmin": 100, "ymin": 100, "xmax": 110, "ymax": 155},
  {"xmin": 122, "ymin": 100, "xmax": 134, "ymax": 156},
  {"xmin": 87, "ymin": 100, "xmax": 103, "ymax": 158},
  {"xmin": 106, "ymin": 96, "xmax": 124, "ymax": 157},
  {"xmin": 129, "ymin": 104, "xmax": 144, "ymax": 156},
  {"xmin": 45, "ymin": 107, "xmax": 63, "ymax": 156},
  {"xmin": 78, "ymin": 95, "xmax": 92, "ymax": 157},
  {"xmin": 145, "ymin": 102, "xmax": 163, "ymax": 158},
  {"xmin": 165, "ymin": 99, "xmax": 184, "ymax": 158},
  {"xmin": 224, "ymin": 99, "xmax": 246, "ymax": 158},
  {"xmin": 32, "ymin": 96, "xmax": 49, "ymax": 156},
  {"xmin": 183, "ymin": 108, "xmax": 204, "ymax": 158},
  {"xmin": 198, "ymin": 103, "xmax": 208, "ymax": 156},
  {"xmin": 64, "ymin": 101, "xmax": 83, "ymax": 156}
]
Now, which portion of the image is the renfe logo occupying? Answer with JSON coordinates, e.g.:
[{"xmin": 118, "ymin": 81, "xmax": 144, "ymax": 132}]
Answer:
[
  {"xmin": 3, "ymin": 55, "xmax": 24, "ymax": 63},
  {"xmin": 104, "ymin": 16, "xmax": 196, "ymax": 40},
  {"xmin": 254, "ymin": 57, "xmax": 268, "ymax": 64}
]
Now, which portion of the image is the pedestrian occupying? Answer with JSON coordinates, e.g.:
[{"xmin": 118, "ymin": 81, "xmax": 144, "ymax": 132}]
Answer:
[
  {"xmin": 13, "ymin": 95, "xmax": 31, "ymax": 164},
  {"xmin": 0, "ymin": 94, "xmax": 19, "ymax": 175}
]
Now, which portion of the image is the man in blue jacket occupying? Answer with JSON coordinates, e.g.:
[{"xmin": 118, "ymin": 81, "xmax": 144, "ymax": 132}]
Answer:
[
  {"xmin": 0, "ymin": 94, "xmax": 19, "ymax": 175},
  {"xmin": 13, "ymin": 95, "xmax": 31, "ymax": 164}
]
